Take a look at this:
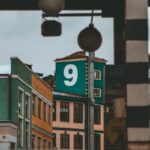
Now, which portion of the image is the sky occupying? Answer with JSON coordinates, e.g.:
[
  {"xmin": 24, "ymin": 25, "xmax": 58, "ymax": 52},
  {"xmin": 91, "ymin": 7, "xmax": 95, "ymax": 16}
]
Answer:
[{"xmin": 0, "ymin": 11, "xmax": 114, "ymax": 76}]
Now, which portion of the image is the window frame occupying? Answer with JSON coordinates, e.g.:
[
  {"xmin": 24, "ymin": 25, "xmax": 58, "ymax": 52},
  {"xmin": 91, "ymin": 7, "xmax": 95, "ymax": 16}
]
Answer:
[
  {"xmin": 74, "ymin": 134, "xmax": 83, "ymax": 149},
  {"xmin": 60, "ymin": 101, "xmax": 69, "ymax": 122},
  {"xmin": 38, "ymin": 97, "xmax": 42, "ymax": 119},
  {"xmin": 94, "ymin": 70, "xmax": 101, "ymax": 80},
  {"xmin": 74, "ymin": 103, "xmax": 83, "ymax": 123},
  {"xmin": 94, "ymin": 88, "xmax": 101, "ymax": 97},
  {"xmin": 53, "ymin": 101, "xmax": 56, "ymax": 121},
  {"xmin": 94, "ymin": 105, "xmax": 101, "ymax": 124},
  {"xmin": 32, "ymin": 93, "xmax": 36, "ymax": 116},
  {"xmin": 60, "ymin": 133, "xmax": 70, "ymax": 149}
]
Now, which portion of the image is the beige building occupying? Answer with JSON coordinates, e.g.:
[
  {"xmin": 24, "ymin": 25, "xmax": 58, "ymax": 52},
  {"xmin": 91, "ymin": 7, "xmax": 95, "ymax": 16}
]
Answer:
[{"xmin": 52, "ymin": 92, "xmax": 104, "ymax": 150}]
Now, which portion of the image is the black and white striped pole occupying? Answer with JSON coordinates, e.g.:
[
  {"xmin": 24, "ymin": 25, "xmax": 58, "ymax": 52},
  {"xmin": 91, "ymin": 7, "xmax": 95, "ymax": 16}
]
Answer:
[{"xmin": 78, "ymin": 10, "xmax": 102, "ymax": 150}]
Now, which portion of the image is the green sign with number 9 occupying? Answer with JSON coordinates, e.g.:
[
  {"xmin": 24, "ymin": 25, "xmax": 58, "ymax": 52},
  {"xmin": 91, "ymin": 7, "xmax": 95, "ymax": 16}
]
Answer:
[{"xmin": 55, "ymin": 60, "xmax": 87, "ymax": 96}]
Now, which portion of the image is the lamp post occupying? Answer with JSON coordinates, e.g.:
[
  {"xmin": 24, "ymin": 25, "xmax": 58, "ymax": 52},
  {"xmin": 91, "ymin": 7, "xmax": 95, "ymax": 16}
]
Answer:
[
  {"xmin": 38, "ymin": 0, "xmax": 65, "ymax": 36},
  {"xmin": 78, "ymin": 13, "xmax": 102, "ymax": 150}
]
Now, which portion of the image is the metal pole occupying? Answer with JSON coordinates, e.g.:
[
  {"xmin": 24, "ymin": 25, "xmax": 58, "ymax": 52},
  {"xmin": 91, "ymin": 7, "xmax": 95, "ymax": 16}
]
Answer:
[{"xmin": 88, "ymin": 52, "xmax": 95, "ymax": 150}]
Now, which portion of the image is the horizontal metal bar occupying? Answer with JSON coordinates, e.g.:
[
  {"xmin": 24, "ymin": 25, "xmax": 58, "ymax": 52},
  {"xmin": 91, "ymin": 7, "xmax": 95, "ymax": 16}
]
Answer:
[{"xmin": 42, "ymin": 12, "xmax": 102, "ymax": 18}]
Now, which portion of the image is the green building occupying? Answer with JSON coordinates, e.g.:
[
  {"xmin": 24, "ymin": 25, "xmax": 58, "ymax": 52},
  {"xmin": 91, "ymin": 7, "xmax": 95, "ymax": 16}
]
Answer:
[
  {"xmin": 0, "ymin": 57, "xmax": 32, "ymax": 149},
  {"xmin": 55, "ymin": 51, "xmax": 106, "ymax": 104}
]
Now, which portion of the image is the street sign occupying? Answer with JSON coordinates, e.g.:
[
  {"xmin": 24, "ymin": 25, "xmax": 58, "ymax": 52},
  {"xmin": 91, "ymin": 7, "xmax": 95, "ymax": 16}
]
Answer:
[{"xmin": 55, "ymin": 60, "xmax": 88, "ymax": 96}]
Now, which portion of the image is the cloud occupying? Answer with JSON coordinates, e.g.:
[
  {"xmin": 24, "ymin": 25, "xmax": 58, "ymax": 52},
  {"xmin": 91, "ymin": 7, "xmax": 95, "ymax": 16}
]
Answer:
[
  {"xmin": 0, "ymin": 11, "xmax": 114, "ymax": 75},
  {"xmin": 0, "ymin": 64, "xmax": 10, "ymax": 74}
]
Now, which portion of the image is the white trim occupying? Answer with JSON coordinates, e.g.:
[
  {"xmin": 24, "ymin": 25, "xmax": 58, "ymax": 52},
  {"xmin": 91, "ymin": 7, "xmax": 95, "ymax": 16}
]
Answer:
[
  {"xmin": 25, "ymin": 92, "xmax": 31, "ymax": 120},
  {"xmin": 32, "ymin": 89, "xmax": 53, "ymax": 106},
  {"xmin": 0, "ymin": 75, "xmax": 9, "ymax": 78},
  {"xmin": 94, "ymin": 70, "xmax": 101, "ymax": 80},
  {"xmin": 11, "ymin": 75, "xmax": 53, "ymax": 105},
  {"xmin": 18, "ymin": 87, "xmax": 24, "ymax": 116},
  {"xmin": 0, "ymin": 123, "xmax": 17, "ymax": 129},
  {"xmin": 94, "ymin": 88, "xmax": 101, "ymax": 97},
  {"xmin": 0, "ymin": 135, "xmax": 17, "ymax": 143},
  {"xmin": 12, "ymin": 74, "xmax": 31, "ymax": 89}
]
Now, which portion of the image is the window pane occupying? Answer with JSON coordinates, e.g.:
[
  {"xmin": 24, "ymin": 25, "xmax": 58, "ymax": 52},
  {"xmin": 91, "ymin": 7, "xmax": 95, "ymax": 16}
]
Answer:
[
  {"xmin": 32, "ymin": 134, "xmax": 36, "ymax": 149},
  {"xmin": 38, "ymin": 98, "xmax": 42, "ymax": 119},
  {"xmin": 37, "ymin": 137, "xmax": 41, "ymax": 150},
  {"xmin": 18, "ymin": 118, "xmax": 23, "ymax": 147},
  {"xmin": 32, "ymin": 94, "xmax": 36, "ymax": 116},
  {"xmin": 60, "ymin": 134, "xmax": 69, "ymax": 149},
  {"xmin": 25, "ymin": 122, "xmax": 30, "ymax": 148},
  {"xmin": 60, "ymin": 101, "xmax": 69, "ymax": 122},
  {"xmin": 53, "ymin": 101, "xmax": 56, "ymax": 121},
  {"xmin": 94, "ymin": 70, "xmax": 101, "ymax": 80},
  {"xmin": 25, "ymin": 94, "xmax": 30, "ymax": 119},
  {"xmin": 48, "ymin": 105, "xmax": 51, "ymax": 124},
  {"xmin": 74, "ymin": 103, "xmax": 83, "ymax": 123},
  {"xmin": 43, "ymin": 139, "xmax": 47, "ymax": 150},
  {"xmin": 94, "ymin": 88, "xmax": 101, "ymax": 97},
  {"xmin": 94, "ymin": 134, "xmax": 100, "ymax": 150},
  {"xmin": 94, "ymin": 105, "xmax": 101, "ymax": 124},
  {"xmin": 18, "ymin": 90, "xmax": 24, "ymax": 115},
  {"xmin": 74, "ymin": 134, "xmax": 83, "ymax": 149},
  {"xmin": 44, "ymin": 102, "xmax": 47, "ymax": 121},
  {"xmin": 53, "ymin": 133, "xmax": 56, "ymax": 148}
]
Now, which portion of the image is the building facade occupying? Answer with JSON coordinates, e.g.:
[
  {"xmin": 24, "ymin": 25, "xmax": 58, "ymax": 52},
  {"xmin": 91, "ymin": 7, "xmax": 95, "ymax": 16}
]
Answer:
[
  {"xmin": 51, "ymin": 52, "xmax": 105, "ymax": 150},
  {"xmin": 31, "ymin": 72, "xmax": 53, "ymax": 149},
  {"xmin": 53, "ymin": 93, "xmax": 104, "ymax": 150},
  {"xmin": 0, "ymin": 57, "xmax": 53, "ymax": 149}
]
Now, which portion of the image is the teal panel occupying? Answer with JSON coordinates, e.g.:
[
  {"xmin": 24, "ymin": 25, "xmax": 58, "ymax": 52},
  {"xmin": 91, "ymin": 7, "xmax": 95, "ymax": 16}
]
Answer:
[
  {"xmin": 11, "ymin": 78, "xmax": 31, "ymax": 148},
  {"xmin": 56, "ymin": 60, "xmax": 88, "ymax": 96},
  {"xmin": 11, "ymin": 58, "xmax": 31, "ymax": 85},
  {"xmin": 11, "ymin": 78, "xmax": 31, "ymax": 124},
  {"xmin": 94, "ymin": 62, "xmax": 105, "ymax": 104},
  {"xmin": 0, "ymin": 78, "xmax": 9, "ymax": 120}
]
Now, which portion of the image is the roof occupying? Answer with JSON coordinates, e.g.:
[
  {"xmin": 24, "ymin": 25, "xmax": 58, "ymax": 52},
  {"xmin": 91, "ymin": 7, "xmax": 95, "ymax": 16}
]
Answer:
[{"xmin": 55, "ymin": 51, "xmax": 107, "ymax": 63}]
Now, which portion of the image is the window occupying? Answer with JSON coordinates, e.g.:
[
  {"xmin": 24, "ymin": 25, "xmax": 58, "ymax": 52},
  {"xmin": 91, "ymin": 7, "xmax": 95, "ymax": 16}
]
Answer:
[
  {"xmin": 53, "ymin": 133, "xmax": 56, "ymax": 148},
  {"xmin": 32, "ymin": 134, "xmax": 36, "ymax": 149},
  {"xmin": 44, "ymin": 102, "xmax": 47, "ymax": 121},
  {"xmin": 37, "ymin": 137, "xmax": 41, "ymax": 150},
  {"xmin": 53, "ymin": 101, "xmax": 56, "ymax": 121},
  {"xmin": 94, "ymin": 70, "xmax": 101, "ymax": 80},
  {"xmin": 74, "ymin": 134, "xmax": 83, "ymax": 149},
  {"xmin": 94, "ymin": 134, "xmax": 100, "ymax": 150},
  {"xmin": 25, "ymin": 94, "xmax": 30, "ymax": 119},
  {"xmin": 94, "ymin": 88, "xmax": 101, "ymax": 97},
  {"xmin": 60, "ymin": 101, "xmax": 69, "ymax": 122},
  {"xmin": 32, "ymin": 94, "xmax": 36, "ymax": 116},
  {"xmin": 25, "ymin": 122, "xmax": 30, "ymax": 149},
  {"xmin": 48, "ymin": 141, "xmax": 52, "ymax": 149},
  {"xmin": 18, "ymin": 118, "xmax": 23, "ymax": 147},
  {"xmin": 18, "ymin": 89, "xmax": 24, "ymax": 115},
  {"xmin": 43, "ymin": 139, "xmax": 47, "ymax": 150},
  {"xmin": 94, "ymin": 105, "xmax": 101, "ymax": 124},
  {"xmin": 60, "ymin": 133, "xmax": 69, "ymax": 149},
  {"xmin": 38, "ymin": 98, "xmax": 42, "ymax": 119},
  {"xmin": 48, "ymin": 105, "xmax": 51, "ymax": 124},
  {"xmin": 74, "ymin": 103, "xmax": 83, "ymax": 123}
]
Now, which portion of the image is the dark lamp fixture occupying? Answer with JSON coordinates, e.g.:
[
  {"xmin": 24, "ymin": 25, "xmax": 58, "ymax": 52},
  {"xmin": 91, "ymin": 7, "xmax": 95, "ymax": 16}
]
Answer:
[
  {"xmin": 78, "ymin": 10, "xmax": 102, "ymax": 52},
  {"xmin": 38, "ymin": 0, "xmax": 65, "ymax": 15},
  {"xmin": 41, "ymin": 20, "xmax": 61, "ymax": 36}
]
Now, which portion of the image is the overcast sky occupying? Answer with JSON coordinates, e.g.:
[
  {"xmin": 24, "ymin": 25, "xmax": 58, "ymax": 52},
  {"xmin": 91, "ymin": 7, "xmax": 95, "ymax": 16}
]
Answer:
[{"xmin": 0, "ymin": 11, "xmax": 114, "ymax": 76}]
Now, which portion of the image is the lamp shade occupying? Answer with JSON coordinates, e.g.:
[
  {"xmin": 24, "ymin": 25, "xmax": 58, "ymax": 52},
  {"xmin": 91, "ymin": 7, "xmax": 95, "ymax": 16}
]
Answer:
[
  {"xmin": 38, "ymin": 0, "xmax": 65, "ymax": 15},
  {"xmin": 78, "ymin": 24, "xmax": 102, "ymax": 52}
]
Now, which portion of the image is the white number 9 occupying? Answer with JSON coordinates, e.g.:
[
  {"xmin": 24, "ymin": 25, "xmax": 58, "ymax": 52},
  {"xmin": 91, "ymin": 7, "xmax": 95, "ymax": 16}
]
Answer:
[{"xmin": 64, "ymin": 64, "xmax": 78, "ymax": 86}]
